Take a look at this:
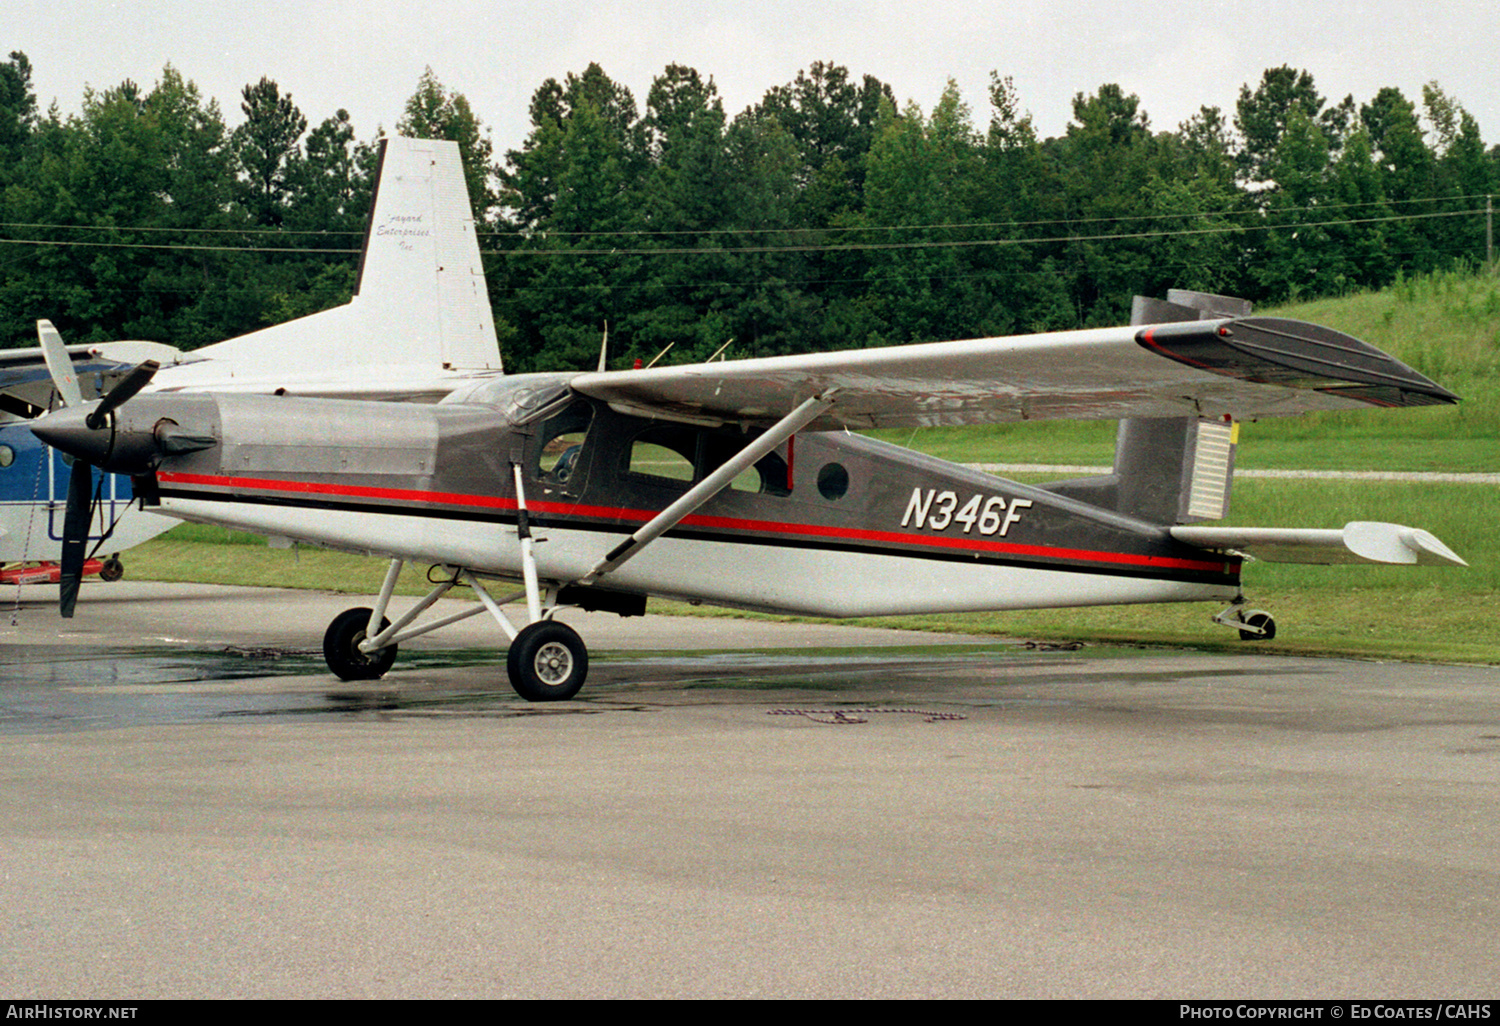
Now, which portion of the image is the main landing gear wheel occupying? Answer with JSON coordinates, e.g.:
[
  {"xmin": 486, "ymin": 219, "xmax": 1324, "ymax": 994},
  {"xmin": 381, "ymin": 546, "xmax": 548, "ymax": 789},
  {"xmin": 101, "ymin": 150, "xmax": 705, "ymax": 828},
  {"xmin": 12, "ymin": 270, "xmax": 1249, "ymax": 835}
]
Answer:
[
  {"xmin": 507, "ymin": 621, "xmax": 588, "ymax": 702},
  {"xmin": 99, "ymin": 556, "xmax": 124, "ymax": 582},
  {"xmin": 323, "ymin": 607, "xmax": 398, "ymax": 680},
  {"xmin": 1238, "ymin": 611, "xmax": 1277, "ymax": 642}
]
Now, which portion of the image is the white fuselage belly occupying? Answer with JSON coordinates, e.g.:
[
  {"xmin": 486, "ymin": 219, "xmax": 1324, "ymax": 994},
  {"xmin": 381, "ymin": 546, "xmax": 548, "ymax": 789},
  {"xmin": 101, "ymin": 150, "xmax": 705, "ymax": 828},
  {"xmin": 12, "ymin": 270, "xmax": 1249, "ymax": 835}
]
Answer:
[{"xmin": 159, "ymin": 497, "xmax": 1236, "ymax": 617}]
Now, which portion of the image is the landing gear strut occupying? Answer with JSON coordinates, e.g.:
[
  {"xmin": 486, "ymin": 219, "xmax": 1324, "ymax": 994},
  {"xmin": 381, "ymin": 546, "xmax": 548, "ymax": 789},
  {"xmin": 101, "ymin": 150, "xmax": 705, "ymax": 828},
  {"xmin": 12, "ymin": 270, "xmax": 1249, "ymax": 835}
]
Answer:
[
  {"xmin": 1214, "ymin": 603, "xmax": 1277, "ymax": 641},
  {"xmin": 316, "ymin": 562, "xmax": 586, "ymax": 701},
  {"xmin": 319, "ymin": 464, "xmax": 589, "ymax": 701}
]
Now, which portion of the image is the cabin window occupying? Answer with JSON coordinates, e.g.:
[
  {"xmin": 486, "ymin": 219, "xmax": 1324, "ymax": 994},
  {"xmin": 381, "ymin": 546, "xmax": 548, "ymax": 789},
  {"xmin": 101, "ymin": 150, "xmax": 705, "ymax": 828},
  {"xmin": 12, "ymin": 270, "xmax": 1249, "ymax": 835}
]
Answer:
[
  {"xmin": 817, "ymin": 462, "xmax": 849, "ymax": 501},
  {"xmin": 627, "ymin": 424, "xmax": 697, "ymax": 484},
  {"xmin": 699, "ymin": 432, "xmax": 790, "ymax": 497},
  {"xmin": 625, "ymin": 422, "xmax": 791, "ymax": 497},
  {"xmin": 0, "ymin": 444, "xmax": 13, "ymax": 469}
]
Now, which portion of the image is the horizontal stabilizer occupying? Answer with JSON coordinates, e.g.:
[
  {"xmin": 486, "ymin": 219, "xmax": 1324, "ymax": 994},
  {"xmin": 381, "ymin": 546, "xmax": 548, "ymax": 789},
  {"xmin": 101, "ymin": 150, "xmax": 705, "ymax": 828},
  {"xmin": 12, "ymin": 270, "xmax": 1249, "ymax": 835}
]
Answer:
[{"xmin": 1170, "ymin": 522, "xmax": 1466, "ymax": 566}]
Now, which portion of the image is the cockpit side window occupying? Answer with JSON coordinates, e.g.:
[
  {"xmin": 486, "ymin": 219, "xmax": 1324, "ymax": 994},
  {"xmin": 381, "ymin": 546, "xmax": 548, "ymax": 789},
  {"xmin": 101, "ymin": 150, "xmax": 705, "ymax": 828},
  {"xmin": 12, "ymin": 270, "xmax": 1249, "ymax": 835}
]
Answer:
[{"xmin": 533, "ymin": 402, "xmax": 594, "ymax": 490}]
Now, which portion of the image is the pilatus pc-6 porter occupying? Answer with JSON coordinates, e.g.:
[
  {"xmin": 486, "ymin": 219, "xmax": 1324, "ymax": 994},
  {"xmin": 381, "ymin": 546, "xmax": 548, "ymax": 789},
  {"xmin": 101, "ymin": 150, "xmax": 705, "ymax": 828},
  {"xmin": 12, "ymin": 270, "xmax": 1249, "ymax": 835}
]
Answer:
[{"xmin": 29, "ymin": 149, "xmax": 1463, "ymax": 701}]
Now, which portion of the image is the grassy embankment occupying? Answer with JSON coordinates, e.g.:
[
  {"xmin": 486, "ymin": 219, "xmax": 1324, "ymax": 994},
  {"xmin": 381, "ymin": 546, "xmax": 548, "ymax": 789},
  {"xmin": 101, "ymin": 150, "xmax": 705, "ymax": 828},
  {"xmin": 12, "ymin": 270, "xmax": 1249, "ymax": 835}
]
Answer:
[{"xmin": 125, "ymin": 269, "xmax": 1500, "ymax": 663}]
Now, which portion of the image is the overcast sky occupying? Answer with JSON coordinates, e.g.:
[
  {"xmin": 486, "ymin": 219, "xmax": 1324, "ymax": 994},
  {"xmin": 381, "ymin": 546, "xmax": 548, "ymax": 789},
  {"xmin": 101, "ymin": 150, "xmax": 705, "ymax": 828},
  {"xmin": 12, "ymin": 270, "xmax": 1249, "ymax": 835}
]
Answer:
[{"xmin": 11, "ymin": 0, "xmax": 1499, "ymax": 156}]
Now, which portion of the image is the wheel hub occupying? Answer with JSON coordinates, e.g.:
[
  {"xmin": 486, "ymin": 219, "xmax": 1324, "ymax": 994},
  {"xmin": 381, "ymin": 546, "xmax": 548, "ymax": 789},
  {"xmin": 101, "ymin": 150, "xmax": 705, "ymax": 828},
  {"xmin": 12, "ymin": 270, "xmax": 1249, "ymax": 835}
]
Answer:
[{"xmin": 534, "ymin": 642, "xmax": 573, "ymax": 684}]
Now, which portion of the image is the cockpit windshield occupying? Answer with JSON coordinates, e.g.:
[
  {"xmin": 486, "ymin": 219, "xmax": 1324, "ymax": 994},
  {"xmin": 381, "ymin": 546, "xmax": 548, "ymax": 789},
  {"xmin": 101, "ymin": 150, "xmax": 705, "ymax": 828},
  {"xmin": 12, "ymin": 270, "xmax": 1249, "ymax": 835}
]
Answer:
[{"xmin": 440, "ymin": 373, "xmax": 575, "ymax": 425}]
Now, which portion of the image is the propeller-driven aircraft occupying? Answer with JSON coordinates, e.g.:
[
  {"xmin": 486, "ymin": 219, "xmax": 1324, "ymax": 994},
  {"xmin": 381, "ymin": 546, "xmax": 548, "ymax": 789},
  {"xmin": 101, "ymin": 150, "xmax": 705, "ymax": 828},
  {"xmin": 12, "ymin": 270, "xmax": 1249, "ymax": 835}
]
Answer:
[
  {"xmin": 1, "ymin": 136, "xmax": 502, "ymax": 600},
  {"xmin": 31, "ymin": 274, "xmax": 1464, "ymax": 699}
]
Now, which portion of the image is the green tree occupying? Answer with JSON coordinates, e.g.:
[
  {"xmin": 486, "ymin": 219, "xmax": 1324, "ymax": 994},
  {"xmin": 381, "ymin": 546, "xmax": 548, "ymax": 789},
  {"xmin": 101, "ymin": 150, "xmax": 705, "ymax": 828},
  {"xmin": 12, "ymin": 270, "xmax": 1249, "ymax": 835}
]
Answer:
[
  {"xmin": 719, "ymin": 109, "xmax": 822, "ymax": 356},
  {"xmin": 1133, "ymin": 107, "xmax": 1248, "ymax": 298},
  {"xmin": 397, "ymin": 68, "xmax": 497, "ymax": 222},
  {"xmin": 0, "ymin": 51, "xmax": 37, "ymax": 171},
  {"xmin": 231, "ymin": 77, "xmax": 306, "ymax": 227},
  {"xmin": 756, "ymin": 62, "xmax": 895, "ymax": 219},
  {"xmin": 1235, "ymin": 66, "xmax": 1328, "ymax": 184},
  {"xmin": 1423, "ymin": 86, "xmax": 1493, "ymax": 267},
  {"xmin": 624, "ymin": 65, "xmax": 733, "ymax": 361},
  {"xmin": 1253, "ymin": 106, "xmax": 1340, "ymax": 300},
  {"xmin": 857, "ymin": 83, "xmax": 1018, "ymax": 344},
  {"xmin": 972, "ymin": 74, "xmax": 1072, "ymax": 332},
  {"xmin": 1325, "ymin": 127, "xmax": 1394, "ymax": 290},
  {"xmin": 0, "ymin": 68, "xmax": 249, "ymax": 346},
  {"xmin": 284, "ymin": 108, "xmax": 374, "ymax": 235},
  {"xmin": 1049, "ymin": 84, "xmax": 1158, "ymax": 325},
  {"xmin": 1361, "ymin": 86, "xmax": 1439, "ymax": 272},
  {"xmin": 508, "ymin": 96, "xmax": 639, "ymax": 371},
  {"xmin": 501, "ymin": 63, "xmax": 642, "ymax": 233}
]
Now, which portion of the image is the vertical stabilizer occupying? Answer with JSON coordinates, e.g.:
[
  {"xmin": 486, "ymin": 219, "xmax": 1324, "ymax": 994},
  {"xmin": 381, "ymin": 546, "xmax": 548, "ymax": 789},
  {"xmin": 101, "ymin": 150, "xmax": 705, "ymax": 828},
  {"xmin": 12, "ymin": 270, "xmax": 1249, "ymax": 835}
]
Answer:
[
  {"xmin": 350, "ymin": 137, "xmax": 499, "ymax": 371},
  {"xmin": 172, "ymin": 136, "xmax": 501, "ymax": 394},
  {"xmin": 1044, "ymin": 291, "xmax": 1242, "ymax": 524},
  {"xmin": 1115, "ymin": 291, "xmax": 1240, "ymax": 523}
]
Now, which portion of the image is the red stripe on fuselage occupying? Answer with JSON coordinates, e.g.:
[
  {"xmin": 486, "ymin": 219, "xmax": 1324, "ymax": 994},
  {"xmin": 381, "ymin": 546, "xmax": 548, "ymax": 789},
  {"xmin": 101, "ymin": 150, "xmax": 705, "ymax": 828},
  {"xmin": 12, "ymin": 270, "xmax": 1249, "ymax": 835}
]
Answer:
[{"xmin": 156, "ymin": 470, "xmax": 1235, "ymax": 574}]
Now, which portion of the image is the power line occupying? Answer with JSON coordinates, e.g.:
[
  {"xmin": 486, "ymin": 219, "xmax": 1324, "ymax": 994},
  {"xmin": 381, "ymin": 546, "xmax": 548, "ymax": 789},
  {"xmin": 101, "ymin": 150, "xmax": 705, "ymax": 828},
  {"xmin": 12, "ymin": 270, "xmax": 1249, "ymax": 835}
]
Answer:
[
  {"xmin": 0, "ymin": 207, "xmax": 1482, "ymax": 259},
  {"xmin": 0, "ymin": 236, "xmax": 359, "ymax": 254},
  {"xmin": 0, "ymin": 220, "xmax": 364, "ymax": 239},
  {"xmin": 486, "ymin": 209, "xmax": 1484, "ymax": 258},
  {"xmin": 482, "ymin": 194, "xmax": 1497, "ymax": 241}
]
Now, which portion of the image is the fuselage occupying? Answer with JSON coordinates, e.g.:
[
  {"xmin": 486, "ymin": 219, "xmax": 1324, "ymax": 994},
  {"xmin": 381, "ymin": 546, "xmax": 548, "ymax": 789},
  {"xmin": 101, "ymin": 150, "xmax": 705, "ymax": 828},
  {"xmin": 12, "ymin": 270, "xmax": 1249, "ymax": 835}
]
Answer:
[{"xmin": 73, "ymin": 383, "xmax": 1242, "ymax": 618}]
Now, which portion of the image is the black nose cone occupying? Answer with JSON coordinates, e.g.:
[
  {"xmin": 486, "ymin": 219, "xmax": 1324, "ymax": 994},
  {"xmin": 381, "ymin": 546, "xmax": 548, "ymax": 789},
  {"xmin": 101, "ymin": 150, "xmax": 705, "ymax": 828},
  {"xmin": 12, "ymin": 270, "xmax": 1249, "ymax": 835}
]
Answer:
[{"xmin": 31, "ymin": 404, "xmax": 114, "ymax": 466}]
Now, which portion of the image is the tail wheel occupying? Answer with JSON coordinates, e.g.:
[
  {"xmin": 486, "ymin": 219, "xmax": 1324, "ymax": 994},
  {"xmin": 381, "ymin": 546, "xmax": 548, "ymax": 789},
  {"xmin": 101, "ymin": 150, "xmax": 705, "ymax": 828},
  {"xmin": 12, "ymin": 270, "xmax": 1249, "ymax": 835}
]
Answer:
[
  {"xmin": 1238, "ymin": 611, "xmax": 1277, "ymax": 642},
  {"xmin": 323, "ymin": 607, "xmax": 398, "ymax": 680},
  {"xmin": 507, "ymin": 621, "xmax": 588, "ymax": 702}
]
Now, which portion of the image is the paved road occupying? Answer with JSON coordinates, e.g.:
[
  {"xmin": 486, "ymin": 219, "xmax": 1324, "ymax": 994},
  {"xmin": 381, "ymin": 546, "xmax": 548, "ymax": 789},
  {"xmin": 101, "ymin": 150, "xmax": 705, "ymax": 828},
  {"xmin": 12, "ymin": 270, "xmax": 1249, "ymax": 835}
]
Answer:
[
  {"xmin": 2, "ymin": 584, "xmax": 1498, "ymax": 998},
  {"xmin": 973, "ymin": 463, "xmax": 1500, "ymax": 484}
]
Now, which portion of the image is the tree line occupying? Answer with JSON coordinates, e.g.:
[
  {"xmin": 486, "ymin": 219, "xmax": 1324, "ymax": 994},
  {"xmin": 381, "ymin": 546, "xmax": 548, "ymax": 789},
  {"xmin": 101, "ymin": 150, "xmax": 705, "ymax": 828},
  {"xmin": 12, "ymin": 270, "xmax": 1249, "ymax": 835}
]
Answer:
[{"xmin": 1, "ymin": 53, "xmax": 1495, "ymax": 370}]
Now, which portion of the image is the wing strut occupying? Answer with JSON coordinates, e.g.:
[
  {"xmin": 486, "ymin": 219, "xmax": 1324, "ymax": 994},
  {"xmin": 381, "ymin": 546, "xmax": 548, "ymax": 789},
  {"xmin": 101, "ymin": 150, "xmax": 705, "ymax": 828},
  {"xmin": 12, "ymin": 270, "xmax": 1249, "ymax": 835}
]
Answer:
[{"xmin": 580, "ymin": 390, "xmax": 837, "ymax": 585}]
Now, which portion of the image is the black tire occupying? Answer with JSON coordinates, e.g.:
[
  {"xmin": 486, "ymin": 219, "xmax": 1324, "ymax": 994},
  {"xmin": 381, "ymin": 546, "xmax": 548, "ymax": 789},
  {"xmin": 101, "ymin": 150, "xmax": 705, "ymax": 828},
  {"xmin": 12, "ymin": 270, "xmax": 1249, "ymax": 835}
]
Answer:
[
  {"xmin": 99, "ymin": 556, "xmax": 124, "ymax": 582},
  {"xmin": 1238, "ymin": 612, "xmax": 1276, "ymax": 642},
  {"xmin": 323, "ymin": 607, "xmax": 398, "ymax": 680},
  {"xmin": 507, "ymin": 621, "xmax": 588, "ymax": 702}
]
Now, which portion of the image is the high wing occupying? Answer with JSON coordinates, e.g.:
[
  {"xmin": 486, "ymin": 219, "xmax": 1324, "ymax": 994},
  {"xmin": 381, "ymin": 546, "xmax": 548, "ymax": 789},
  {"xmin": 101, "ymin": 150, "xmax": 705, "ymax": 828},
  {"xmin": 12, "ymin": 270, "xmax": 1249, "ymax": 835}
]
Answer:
[{"xmin": 570, "ymin": 316, "xmax": 1456, "ymax": 430}]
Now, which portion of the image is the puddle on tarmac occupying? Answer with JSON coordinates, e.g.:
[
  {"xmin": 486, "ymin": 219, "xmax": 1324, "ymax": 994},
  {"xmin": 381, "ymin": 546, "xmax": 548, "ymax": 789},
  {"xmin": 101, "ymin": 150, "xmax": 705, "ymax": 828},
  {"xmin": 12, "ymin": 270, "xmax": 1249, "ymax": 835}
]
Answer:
[{"xmin": 0, "ymin": 641, "xmax": 1250, "ymax": 734}]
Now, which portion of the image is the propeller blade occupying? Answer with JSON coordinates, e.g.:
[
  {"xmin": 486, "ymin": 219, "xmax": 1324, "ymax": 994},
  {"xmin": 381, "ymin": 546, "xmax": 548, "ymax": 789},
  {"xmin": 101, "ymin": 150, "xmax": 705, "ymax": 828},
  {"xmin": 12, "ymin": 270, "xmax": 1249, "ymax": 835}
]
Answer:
[
  {"xmin": 85, "ymin": 360, "xmax": 159, "ymax": 430},
  {"xmin": 58, "ymin": 458, "xmax": 95, "ymax": 619},
  {"xmin": 38, "ymin": 320, "xmax": 83, "ymax": 408}
]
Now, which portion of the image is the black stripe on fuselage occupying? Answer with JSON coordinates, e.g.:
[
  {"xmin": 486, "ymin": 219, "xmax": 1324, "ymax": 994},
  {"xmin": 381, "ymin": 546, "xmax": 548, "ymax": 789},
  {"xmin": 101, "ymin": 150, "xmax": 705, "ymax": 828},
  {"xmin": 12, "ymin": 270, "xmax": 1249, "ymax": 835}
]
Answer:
[{"xmin": 156, "ymin": 485, "xmax": 1240, "ymax": 586}]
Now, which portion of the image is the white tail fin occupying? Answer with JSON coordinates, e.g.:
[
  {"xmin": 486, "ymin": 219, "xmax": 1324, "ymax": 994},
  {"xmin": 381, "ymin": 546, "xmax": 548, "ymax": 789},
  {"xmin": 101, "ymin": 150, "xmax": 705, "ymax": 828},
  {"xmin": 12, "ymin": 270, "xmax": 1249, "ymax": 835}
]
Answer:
[{"xmin": 160, "ymin": 136, "xmax": 501, "ymax": 398}]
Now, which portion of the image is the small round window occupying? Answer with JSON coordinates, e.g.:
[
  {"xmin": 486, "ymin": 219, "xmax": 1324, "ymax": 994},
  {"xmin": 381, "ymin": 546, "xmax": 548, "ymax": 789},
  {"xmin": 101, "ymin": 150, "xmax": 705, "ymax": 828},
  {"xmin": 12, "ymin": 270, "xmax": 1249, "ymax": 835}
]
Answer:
[
  {"xmin": 816, "ymin": 462, "xmax": 849, "ymax": 501},
  {"xmin": 0, "ymin": 444, "xmax": 13, "ymax": 469}
]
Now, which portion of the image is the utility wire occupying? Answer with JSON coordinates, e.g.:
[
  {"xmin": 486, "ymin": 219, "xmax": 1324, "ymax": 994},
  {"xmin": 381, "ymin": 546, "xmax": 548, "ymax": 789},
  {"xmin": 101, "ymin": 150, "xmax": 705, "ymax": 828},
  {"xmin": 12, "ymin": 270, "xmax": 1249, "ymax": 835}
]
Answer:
[
  {"xmin": 483, "ymin": 193, "xmax": 1500, "ymax": 240},
  {"xmin": 489, "ymin": 209, "xmax": 1483, "ymax": 257},
  {"xmin": 0, "ymin": 207, "xmax": 1484, "ymax": 257}
]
